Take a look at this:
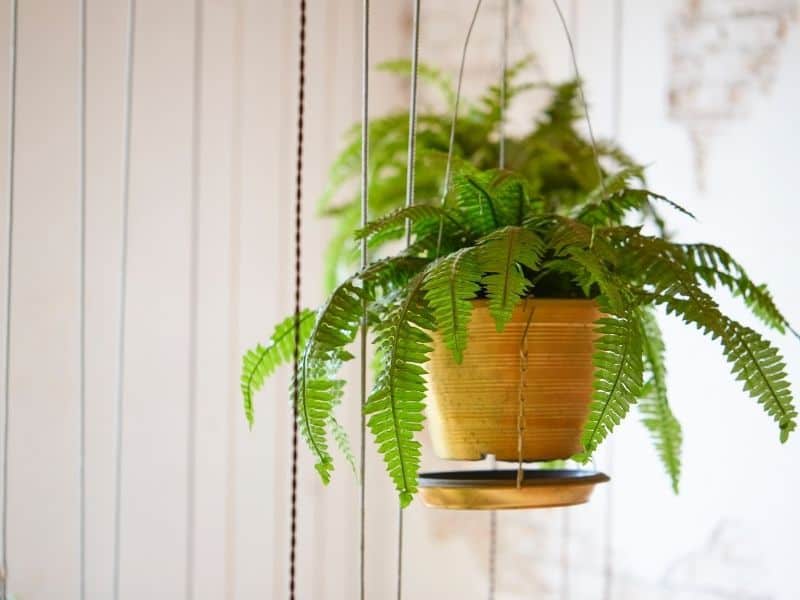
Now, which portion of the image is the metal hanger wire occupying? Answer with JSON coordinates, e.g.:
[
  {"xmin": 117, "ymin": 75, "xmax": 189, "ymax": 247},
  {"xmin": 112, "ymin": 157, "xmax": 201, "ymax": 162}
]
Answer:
[
  {"xmin": 78, "ymin": 0, "xmax": 88, "ymax": 598},
  {"xmin": 186, "ymin": 1, "xmax": 203, "ymax": 598},
  {"xmin": 111, "ymin": 1, "xmax": 136, "ymax": 598},
  {"xmin": 0, "ymin": 1, "xmax": 18, "ymax": 598},
  {"xmin": 359, "ymin": 0, "xmax": 370, "ymax": 599}
]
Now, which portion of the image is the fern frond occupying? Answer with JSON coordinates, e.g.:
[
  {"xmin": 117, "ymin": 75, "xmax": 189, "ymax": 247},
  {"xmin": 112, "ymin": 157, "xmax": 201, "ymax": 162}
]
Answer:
[
  {"xmin": 365, "ymin": 273, "xmax": 434, "ymax": 507},
  {"xmin": 478, "ymin": 226, "xmax": 545, "ymax": 331},
  {"xmin": 355, "ymin": 204, "xmax": 465, "ymax": 241},
  {"xmin": 724, "ymin": 321, "xmax": 797, "ymax": 443},
  {"xmin": 453, "ymin": 168, "xmax": 511, "ymax": 235},
  {"xmin": 423, "ymin": 248, "xmax": 483, "ymax": 363},
  {"xmin": 578, "ymin": 187, "xmax": 695, "ymax": 228},
  {"xmin": 582, "ymin": 167, "xmax": 645, "ymax": 206},
  {"xmin": 680, "ymin": 243, "xmax": 798, "ymax": 339},
  {"xmin": 578, "ymin": 308, "xmax": 644, "ymax": 460},
  {"xmin": 618, "ymin": 232, "xmax": 798, "ymax": 443},
  {"xmin": 468, "ymin": 55, "xmax": 536, "ymax": 129},
  {"xmin": 241, "ymin": 309, "xmax": 316, "ymax": 428},
  {"xmin": 360, "ymin": 256, "xmax": 431, "ymax": 296},
  {"xmin": 638, "ymin": 310, "xmax": 682, "ymax": 492},
  {"xmin": 297, "ymin": 281, "xmax": 364, "ymax": 483},
  {"xmin": 330, "ymin": 416, "xmax": 358, "ymax": 478}
]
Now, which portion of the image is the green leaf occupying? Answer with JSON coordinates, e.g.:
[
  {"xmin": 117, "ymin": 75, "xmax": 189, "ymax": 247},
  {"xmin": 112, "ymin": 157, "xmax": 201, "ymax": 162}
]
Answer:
[
  {"xmin": 330, "ymin": 416, "xmax": 358, "ymax": 479},
  {"xmin": 477, "ymin": 226, "xmax": 545, "ymax": 331},
  {"xmin": 638, "ymin": 309, "xmax": 682, "ymax": 493},
  {"xmin": 578, "ymin": 185, "xmax": 695, "ymax": 229},
  {"xmin": 615, "ymin": 231, "xmax": 797, "ymax": 444},
  {"xmin": 296, "ymin": 281, "xmax": 364, "ymax": 484},
  {"xmin": 365, "ymin": 273, "xmax": 434, "ymax": 507},
  {"xmin": 725, "ymin": 321, "xmax": 797, "ymax": 443},
  {"xmin": 355, "ymin": 204, "xmax": 465, "ymax": 242},
  {"xmin": 241, "ymin": 309, "xmax": 316, "ymax": 428},
  {"xmin": 423, "ymin": 248, "xmax": 483, "ymax": 363},
  {"xmin": 578, "ymin": 309, "xmax": 644, "ymax": 460},
  {"xmin": 680, "ymin": 243, "xmax": 798, "ymax": 340}
]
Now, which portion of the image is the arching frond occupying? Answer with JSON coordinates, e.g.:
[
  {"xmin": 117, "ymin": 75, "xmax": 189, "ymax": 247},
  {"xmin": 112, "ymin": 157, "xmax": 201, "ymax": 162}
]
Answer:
[
  {"xmin": 330, "ymin": 416, "xmax": 358, "ymax": 478},
  {"xmin": 578, "ymin": 308, "xmax": 644, "ymax": 460},
  {"xmin": 478, "ymin": 226, "xmax": 545, "ymax": 331},
  {"xmin": 680, "ymin": 243, "xmax": 798, "ymax": 340},
  {"xmin": 423, "ymin": 248, "xmax": 483, "ymax": 363},
  {"xmin": 615, "ymin": 231, "xmax": 797, "ymax": 443},
  {"xmin": 638, "ymin": 310, "xmax": 682, "ymax": 493},
  {"xmin": 725, "ymin": 321, "xmax": 797, "ymax": 443},
  {"xmin": 355, "ymin": 204, "xmax": 466, "ymax": 242},
  {"xmin": 364, "ymin": 273, "xmax": 433, "ymax": 507},
  {"xmin": 578, "ymin": 187, "xmax": 695, "ymax": 228},
  {"xmin": 297, "ymin": 282, "xmax": 364, "ymax": 483},
  {"xmin": 241, "ymin": 309, "xmax": 316, "ymax": 428},
  {"xmin": 452, "ymin": 169, "xmax": 528, "ymax": 234}
]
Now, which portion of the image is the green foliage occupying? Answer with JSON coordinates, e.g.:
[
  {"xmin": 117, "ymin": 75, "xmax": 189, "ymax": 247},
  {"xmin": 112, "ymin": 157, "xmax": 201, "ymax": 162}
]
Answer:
[
  {"xmin": 319, "ymin": 62, "xmax": 649, "ymax": 289},
  {"xmin": 578, "ymin": 308, "xmax": 644, "ymax": 460},
  {"xmin": 478, "ymin": 226, "xmax": 545, "ymax": 331},
  {"xmin": 638, "ymin": 309, "xmax": 682, "ymax": 493},
  {"xmin": 240, "ymin": 309, "xmax": 316, "ymax": 428},
  {"xmin": 295, "ymin": 282, "xmax": 364, "ymax": 483},
  {"xmin": 364, "ymin": 273, "xmax": 434, "ymax": 506},
  {"xmin": 423, "ymin": 248, "xmax": 483, "ymax": 363},
  {"xmin": 242, "ymin": 60, "xmax": 798, "ymax": 504}
]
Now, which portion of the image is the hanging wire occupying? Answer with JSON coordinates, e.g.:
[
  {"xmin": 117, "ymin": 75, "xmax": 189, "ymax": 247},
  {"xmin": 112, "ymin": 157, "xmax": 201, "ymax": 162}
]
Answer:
[
  {"xmin": 403, "ymin": 0, "xmax": 421, "ymax": 243},
  {"xmin": 489, "ymin": 1, "xmax": 508, "ymax": 597},
  {"xmin": 112, "ymin": 1, "xmax": 136, "ymax": 598},
  {"xmin": 78, "ymin": 0, "xmax": 86, "ymax": 600},
  {"xmin": 498, "ymin": 0, "xmax": 508, "ymax": 170},
  {"xmin": 290, "ymin": 0, "xmax": 308, "ymax": 598},
  {"xmin": 223, "ymin": 0, "xmax": 244, "ymax": 595},
  {"xmin": 434, "ymin": 0, "xmax": 483, "ymax": 257},
  {"xmin": 186, "ymin": 1, "xmax": 203, "ymax": 598},
  {"xmin": 358, "ymin": 1, "xmax": 370, "ymax": 599},
  {"xmin": 549, "ymin": 0, "xmax": 604, "ymax": 195},
  {"xmin": 559, "ymin": 4, "xmax": 578, "ymax": 595},
  {"xmin": 603, "ymin": 4, "xmax": 623, "ymax": 598},
  {"xmin": 0, "ymin": 1, "xmax": 18, "ymax": 598},
  {"xmin": 78, "ymin": 0, "xmax": 88, "ymax": 598}
]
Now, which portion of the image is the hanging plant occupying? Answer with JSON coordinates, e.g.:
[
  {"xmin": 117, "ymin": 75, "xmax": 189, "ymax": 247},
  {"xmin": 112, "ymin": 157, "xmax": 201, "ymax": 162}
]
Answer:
[{"xmin": 242, "ymin": 63, "xmax": 798, "ymax": 507}]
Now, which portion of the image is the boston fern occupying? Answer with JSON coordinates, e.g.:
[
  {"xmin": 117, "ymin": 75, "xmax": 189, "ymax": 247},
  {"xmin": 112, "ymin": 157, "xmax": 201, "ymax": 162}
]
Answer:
[{"xmin": 242, "ymin": 65, "xmax": 798, "ymax": 506}]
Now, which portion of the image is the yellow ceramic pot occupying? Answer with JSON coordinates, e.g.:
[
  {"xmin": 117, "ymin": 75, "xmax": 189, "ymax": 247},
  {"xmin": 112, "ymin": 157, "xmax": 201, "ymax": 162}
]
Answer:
[{"xmin": 425, "ymin": 298, "xmax": 600, "ymax": 461}]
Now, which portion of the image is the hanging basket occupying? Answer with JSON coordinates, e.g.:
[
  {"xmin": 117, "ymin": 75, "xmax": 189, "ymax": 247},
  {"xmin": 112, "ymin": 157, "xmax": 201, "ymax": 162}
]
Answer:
[{"xmin": 425, "ymin": 298, "xmax": 600, "ymax": 461}]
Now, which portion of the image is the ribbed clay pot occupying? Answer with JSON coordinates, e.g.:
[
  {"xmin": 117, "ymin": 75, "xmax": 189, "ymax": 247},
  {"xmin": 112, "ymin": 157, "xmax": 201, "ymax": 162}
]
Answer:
[{"xmin": 425, "ymin": 298, "xmax": 600, "ymax": 461}]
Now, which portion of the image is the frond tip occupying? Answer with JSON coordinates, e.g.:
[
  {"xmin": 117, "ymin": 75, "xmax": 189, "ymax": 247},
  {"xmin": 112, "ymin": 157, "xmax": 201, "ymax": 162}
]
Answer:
[
  {"xmin": 638, "ymin": 310, "xmax": 682, "ymax": 493},
  {"xmin": 725, "ymin": 321, "xmax": 797, "ymax": 443},
  {"xmin": 365, "ymin": 273, "xmax": 433, "ymax": 507},
  {"xmin": 297, "ymin": 281, "xmax": 365, "ymax": 484},
  {"xmin": 241, "ymin": 309, "xmax": 316, "ymax": 428}
]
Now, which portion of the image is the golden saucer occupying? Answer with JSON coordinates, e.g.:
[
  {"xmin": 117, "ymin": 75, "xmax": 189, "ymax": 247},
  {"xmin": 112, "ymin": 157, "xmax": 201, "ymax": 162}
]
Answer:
[{"xmin": 418, "ymin": 469, "xmax": 609, "ymax": 510}]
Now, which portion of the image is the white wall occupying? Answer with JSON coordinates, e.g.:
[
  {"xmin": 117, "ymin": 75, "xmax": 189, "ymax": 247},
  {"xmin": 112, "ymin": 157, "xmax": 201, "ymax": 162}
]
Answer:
[{"xmin": 0, "ymin": 1, "xmax": 798, "ymax": 599}]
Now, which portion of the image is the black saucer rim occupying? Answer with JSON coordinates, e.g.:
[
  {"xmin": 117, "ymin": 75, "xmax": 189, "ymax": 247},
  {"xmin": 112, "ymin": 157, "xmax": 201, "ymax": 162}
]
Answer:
[{"xmin": 418, "ymin": 469, "xmax": 610, "ymax": 489}]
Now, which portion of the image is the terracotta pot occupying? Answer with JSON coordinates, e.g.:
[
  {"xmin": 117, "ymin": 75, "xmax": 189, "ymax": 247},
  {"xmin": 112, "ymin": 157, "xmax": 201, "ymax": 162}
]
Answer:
[{"xmin": 425, "ymin": 298, "xmax": 600, "ymax": 461}]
